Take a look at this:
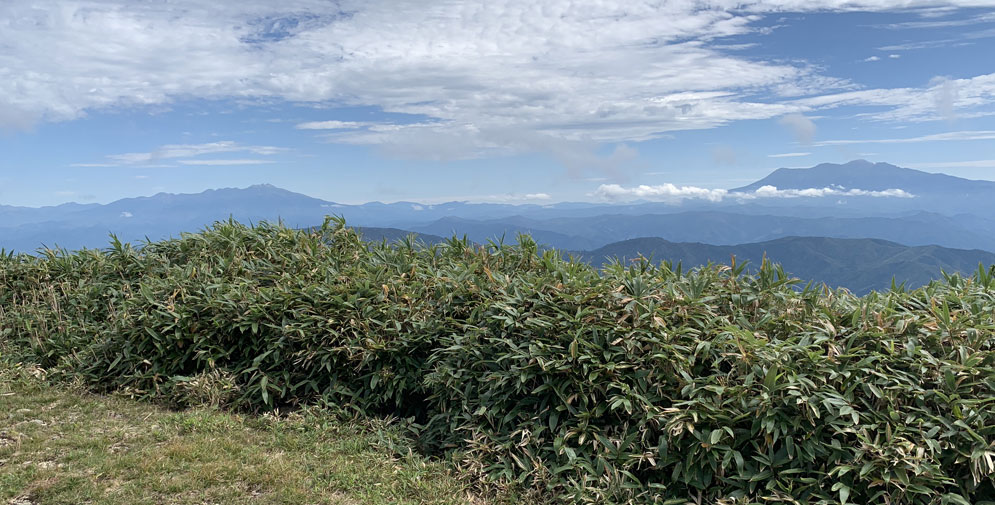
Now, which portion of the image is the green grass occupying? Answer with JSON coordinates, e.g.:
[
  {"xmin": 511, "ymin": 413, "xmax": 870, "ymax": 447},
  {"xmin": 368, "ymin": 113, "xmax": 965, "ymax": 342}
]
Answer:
[{"xmin": 0, "ymin": 362, "xmax": 500, "ymax": 505}]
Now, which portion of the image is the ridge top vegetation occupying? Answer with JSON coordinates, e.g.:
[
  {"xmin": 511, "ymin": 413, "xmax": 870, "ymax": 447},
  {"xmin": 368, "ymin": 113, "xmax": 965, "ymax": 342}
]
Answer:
[{"xmin": 1, "ymin": 217, "xmax": 994, "ymax": 504}]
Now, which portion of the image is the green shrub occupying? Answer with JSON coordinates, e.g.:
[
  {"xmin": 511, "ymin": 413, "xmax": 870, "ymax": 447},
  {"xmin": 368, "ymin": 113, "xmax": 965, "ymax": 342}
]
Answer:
[{"xmin": 1, "ymin": 218, "xmax": 994, "ymax": 504}]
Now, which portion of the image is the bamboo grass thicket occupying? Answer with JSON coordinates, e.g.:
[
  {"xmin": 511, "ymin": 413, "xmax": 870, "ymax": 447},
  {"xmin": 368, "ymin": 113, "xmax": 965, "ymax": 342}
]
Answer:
[{"xmin": 1, "ymin": 217, "xmax": 994, "ymax": 504}]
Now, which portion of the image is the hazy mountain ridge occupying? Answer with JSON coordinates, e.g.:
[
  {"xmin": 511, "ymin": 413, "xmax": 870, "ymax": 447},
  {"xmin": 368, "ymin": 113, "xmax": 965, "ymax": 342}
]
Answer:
[
  {"xmin": 581, "ymin": 236, "xmax": 995, "ymax": 294},
  {"xmin": 411, "ymin": 211, "xmax": 995, "ymax": 252},
  {"xmin": 355, "ymin": 227, "xmax": 446, "ymax": 245},
  {"xmin": 732, "ymin": 160, "xmax": 995, "ymax": 194},
  {"xmin": 5, "ymin": 160, "xmax": 995, "ymax": 255}
]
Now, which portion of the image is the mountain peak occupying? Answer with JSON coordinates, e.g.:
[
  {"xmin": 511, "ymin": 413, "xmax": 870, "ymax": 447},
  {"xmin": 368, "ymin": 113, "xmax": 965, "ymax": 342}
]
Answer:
[
  {"xmin": 731, "ymin": 160, "xmax": 985, "ymax": 194},
  {"xmin": 841, "ymin": 159, "xmax": 875, "ymax": 166},
  {"xmin": 817, "ymin": 159, "xmax": 901, "ymax": 171}
]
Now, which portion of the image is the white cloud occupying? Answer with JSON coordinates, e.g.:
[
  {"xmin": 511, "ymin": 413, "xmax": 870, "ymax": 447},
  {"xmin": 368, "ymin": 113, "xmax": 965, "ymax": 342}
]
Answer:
[
  {"xmin": 778, "ymin": 113, "xmax": 817, "ymax": 144},
  {"xmin": 109, "ymin": 143, "xmax": 274, "ymax": 163},
  {"xmin": 795, "ymin": 72, "xmax": 995, "ymax": 122},
  {"xmin": 931, "ymin": 76, "xmax": 959, "ymax": 121},
  {"xmin": 768, "ymin": 152, "xmax": 811, "ymax": 158},
  {"xmin": 177, "ymin": 159, "xmax": 276, "ymax": 166},
  {"xmin": 79, "ymin": 141, "xmax": 286, "ymax": 166},
  {"xmin": 858, "ymin": 53, "xmax": 899, "ymax": 62},
  {"xmin": 877, "ymin": 39, "xmax": 968, "ymax": 51},
  {"xmin": 875, "ymin": 12, "xmax": 995, "ymax": 29},
  {"xmin": 593, "ymin": 183, "xmax": 729, "ymax": 202},
  {"xmin": 2, "ymin": 0, "xmax": 994, "ymax": 160},
  {"xmin": 594, "ymin": 182, "xmax": 914, "ymax": 202},
  {"xmin": 752, "ymin": 185, "xmax": 914, "ymax": 198},
  {"xmin": 296, "ymin": 120, "xmax": 371, "ymax": 130},
  {"xmin": 524, "ymin": 193, "xmax": 552, "ymax": 200},
  {"xmin": 120, "ymin": 211, "xmax": 133, "ymax": 218},
  {"xmin": 815, "ymin": 130, "xmax": 995, "ymax": 145}
]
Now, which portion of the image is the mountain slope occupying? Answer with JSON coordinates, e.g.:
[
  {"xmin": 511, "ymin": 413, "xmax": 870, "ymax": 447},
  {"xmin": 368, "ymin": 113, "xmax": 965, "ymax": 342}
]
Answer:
[
  {"xmin": 728, "ymin": 160, "xmax": 995, "ymax": 215},
  {"xmin": 414, "ymin": 211, "xmax": 995, "ymax": 252},
  {"xmin": 0, "ymin": 202, "xmax": 102, "ymax": 228},
  {"xmin": 732, "ymin": 159, "xmax": 995, "ymax": 194},
  {"xmin": 8, "ymin": 159, "xmax": 995, "ymax": 253},
  {"xmin": 355, "ymin": 227, "xmax": 446, "ymax": 245},
  {"xmin": 581, "ymin": 236, "xmax": 995, "ymax": 294},
  {"xmin": 410, "ymin": 216, "xmax": 601, "ymax": 250},
  {"xmin": 0, "ymin": 185, "xmax": 340, "ymax": 252}
]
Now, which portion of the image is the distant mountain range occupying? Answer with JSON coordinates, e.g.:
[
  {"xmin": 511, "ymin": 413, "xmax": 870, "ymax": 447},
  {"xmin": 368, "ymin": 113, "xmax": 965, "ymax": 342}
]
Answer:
[
  {"xmin": 5, "ymin": 159, "xmax": 995, "ymax": 293},
  {"xmin": 580, "ymin": 236, "xmax": 995, "ymax": 295},
  {"xmin": 408, "ymin": 211, "xmax": 995, "ymax": 252},
  {"xmin": 311, "ymin": 229, "xmax": 995, "ymax": 294},
  {"xmin": 4, "ymin": 159, "xmax": 995, "ymax": 263}
]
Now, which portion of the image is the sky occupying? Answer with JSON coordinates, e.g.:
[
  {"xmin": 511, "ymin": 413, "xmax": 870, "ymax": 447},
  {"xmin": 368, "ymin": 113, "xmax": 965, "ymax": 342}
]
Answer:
[{"xmin": 2, "ymin": 0, "xmax": 995, "ymax": 207}]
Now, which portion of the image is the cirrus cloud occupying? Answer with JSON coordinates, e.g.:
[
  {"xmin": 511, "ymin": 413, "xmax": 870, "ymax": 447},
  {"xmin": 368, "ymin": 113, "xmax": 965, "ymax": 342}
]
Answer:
[{"xmin": 75, "ymin": 141, "xmax": 288, "ymax": 166}]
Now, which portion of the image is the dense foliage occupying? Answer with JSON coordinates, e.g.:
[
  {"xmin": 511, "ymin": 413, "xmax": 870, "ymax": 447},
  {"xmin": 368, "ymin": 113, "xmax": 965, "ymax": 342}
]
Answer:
[{"xmin": 2, "ymin": 218, "xmax": 994, "ymax": 504}]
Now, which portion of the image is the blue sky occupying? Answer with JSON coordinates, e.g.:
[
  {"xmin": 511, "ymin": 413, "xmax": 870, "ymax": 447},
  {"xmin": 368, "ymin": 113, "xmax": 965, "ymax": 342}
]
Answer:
[{"xmin": 1, "ymin": 1, "xmax": 994, "ymax": 207}]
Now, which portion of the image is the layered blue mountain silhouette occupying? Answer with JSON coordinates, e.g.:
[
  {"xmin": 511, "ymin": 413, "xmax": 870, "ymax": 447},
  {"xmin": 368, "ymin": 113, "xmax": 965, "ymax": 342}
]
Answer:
[
  {"xmin": 4, "ymin": 160, "xmax": 995, "ymax": 293},
  {"xmin": 732, "ymin": 159, "xmax": 995, "ymax": 194},
  {"xmin": 579, "ymin": 236, "xmax": 995, "ymax": 295}
]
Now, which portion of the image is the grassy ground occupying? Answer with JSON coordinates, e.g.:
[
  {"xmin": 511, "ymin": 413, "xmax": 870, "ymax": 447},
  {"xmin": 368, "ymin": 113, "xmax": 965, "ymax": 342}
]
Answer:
[{"xmin": 0, "ymin": 363, "xmax": 493, "ymax": 505}]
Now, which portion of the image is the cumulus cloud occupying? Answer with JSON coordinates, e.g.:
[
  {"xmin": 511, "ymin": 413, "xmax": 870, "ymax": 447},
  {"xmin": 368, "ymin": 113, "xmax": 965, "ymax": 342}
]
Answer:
[
  {"xmin": 594, "ymin": 183, "xmax": 914, "ymax": 202},
  {"xmin": 524, "ymin": 193, "xmax": 552, "ymax": 200},
  {"xmin": 0, "ymin": 102, "xmax": 38, "ymax": 132},
  {"xmin": 593, "ymin": 183, "xmax": 729, "ymax": 202},
  {"xmin": 752, "ymin": 185, "xmax": 914, "ymax": 198},
  {"xmin": 778, "ymin": 113, "xmax": 817, "ymax": 144},
  {"xmin": 864, "ymin": 56, "xmax": 882, "ymax": 62}
]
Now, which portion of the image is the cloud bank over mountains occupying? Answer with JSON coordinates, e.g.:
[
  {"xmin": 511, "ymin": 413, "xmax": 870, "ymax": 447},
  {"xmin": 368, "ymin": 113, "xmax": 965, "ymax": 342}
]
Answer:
[
  {"xmin": 3, "ymin": 0, "xmax": 994, "ymax": 160},
  {"xmin": 593, "ymin": 183, "xmax": 915, "ymax": 202}
]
